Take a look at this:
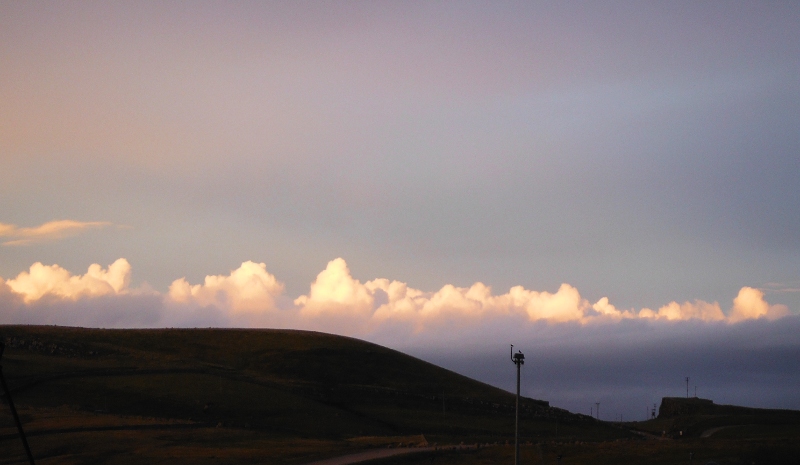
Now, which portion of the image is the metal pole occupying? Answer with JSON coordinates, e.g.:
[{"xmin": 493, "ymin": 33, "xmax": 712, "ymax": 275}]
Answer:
[
  {"xmin": 510, "ymin": 345, "xmax": 524, "ymax": 465},
  {"xmin": 0, "ymin": 344, "xmax": 36, "ymax": 465},
  {"xmin": 515, "ymin": 358, "xmax": 520, "ymax": 465}
]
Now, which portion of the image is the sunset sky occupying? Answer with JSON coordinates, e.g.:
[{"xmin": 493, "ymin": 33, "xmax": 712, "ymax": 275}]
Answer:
[{"xmin": 2, "ymin": 2, "xmax": 799, "ymax": 419}]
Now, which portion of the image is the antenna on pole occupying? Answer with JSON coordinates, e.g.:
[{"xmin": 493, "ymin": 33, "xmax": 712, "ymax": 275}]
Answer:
[
  {"xmin": 510, "ymin": 344, "xmax": 525, "ymax": 465},
  {"xmin": 0, "ymin": 342, "xmax": 36, "ymax": 465}
]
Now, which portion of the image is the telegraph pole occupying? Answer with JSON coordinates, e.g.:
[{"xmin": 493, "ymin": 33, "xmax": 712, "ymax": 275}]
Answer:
[
  {"xmin": 510, "ymin": 345, "xmax": 525, "ymax": 465},
  {"xmin": 0, "ymin": 342, "xmax": 36, "ymax": 465},
  {"xmin": 686, "ymin": 377, "xmax": 689, "ymax": 398}
]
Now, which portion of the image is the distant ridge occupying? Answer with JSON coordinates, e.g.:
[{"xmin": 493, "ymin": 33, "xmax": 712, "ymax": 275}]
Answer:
[{"xmin": 658, "ymin": 397, "xmax": 800, "ymax": 419}]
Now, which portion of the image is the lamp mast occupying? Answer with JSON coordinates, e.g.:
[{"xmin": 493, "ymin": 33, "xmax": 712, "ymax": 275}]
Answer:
[{"xmin": 510, "ymin": 345, "xmax": 525, "ymax": 465}]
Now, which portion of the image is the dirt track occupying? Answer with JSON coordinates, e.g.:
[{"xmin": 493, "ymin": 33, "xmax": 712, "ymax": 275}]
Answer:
[
  {"xmin": 700, "ymin": 425, "xmax": 739, "ymax": 438},
  {"xmin": 303, "ymin": 446, "xmax": 435, "ymax": 465},
  {"xmin": 304, "ymin": 444, "xmax": 480, "ymax": 465}
]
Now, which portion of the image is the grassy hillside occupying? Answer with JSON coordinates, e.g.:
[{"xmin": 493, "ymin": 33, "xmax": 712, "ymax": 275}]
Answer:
[
  {"xmin": 0, "ymin": 326, "xmax": 623, "ymax": 464},
  {"xmin": 2, "ymin": 326, "xmax": 797, "ymax": 465}
]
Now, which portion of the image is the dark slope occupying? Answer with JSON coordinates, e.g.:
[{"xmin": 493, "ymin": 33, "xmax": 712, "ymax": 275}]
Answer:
[{"xmin": 0, "ymin": 325, "xmax": 617, "ymax": 444}]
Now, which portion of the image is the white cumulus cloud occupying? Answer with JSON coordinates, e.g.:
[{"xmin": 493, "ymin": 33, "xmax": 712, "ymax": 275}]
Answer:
[
  {"xmin": 5, "ymin": 259, "xmax": 132, "ymax": 303},
  {"xmin": 295, "ymin": 258, "xmax": 375, "ymax": 318},
  {"xmin": 638, "ymin": 300, "xmax": 725, "ymax": 322},
  {"xmin": 729, "ymin": 286, "xmax": 789, "ymax": 322},
  {"xmin": 168, "ymin": 261, "xmax": 284, "ymax": 314},
  {"xmin": 291, "ymin": 261, "xmax": 596, "ymax": 332},
  {"xmin": 0, "ymin": 257, "xmax": 794, "ymax": 334}
]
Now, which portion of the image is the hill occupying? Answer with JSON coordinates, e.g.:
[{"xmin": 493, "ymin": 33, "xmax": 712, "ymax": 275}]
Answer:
[
  {"xmin": 658, "ymin": 396, "xmax": 800, "ymax": 419},
  {"xmin": 649, "ymin": 396, "xmax": 800, "ymax": 439},
  {"xmin": 0, "ymin": 325, "xmax": 622, "ymax": 464}
]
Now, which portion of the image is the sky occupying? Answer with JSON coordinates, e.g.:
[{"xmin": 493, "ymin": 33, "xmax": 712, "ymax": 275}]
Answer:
[{"xmin": 1, "ymin": 1, "xmax": 799, "ymax": 419}]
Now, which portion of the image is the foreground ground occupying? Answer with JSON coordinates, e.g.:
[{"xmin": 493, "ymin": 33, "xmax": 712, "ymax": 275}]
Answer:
[{"xmin": 1, "ymin": 326, "xmax": 798, "ymax": 464}]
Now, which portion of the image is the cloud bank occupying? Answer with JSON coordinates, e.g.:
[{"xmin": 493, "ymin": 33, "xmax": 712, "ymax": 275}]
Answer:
[
  {"xmin": 0, "ymin": 220, "xmax": 112, "ymax": 246},
  {"xmin": 0, "ymin": 258, "xmax": 791, "ymax": 337},
  {"xmin": 3, "ymin": 258, "xmax": 797, "ymax": 418}
]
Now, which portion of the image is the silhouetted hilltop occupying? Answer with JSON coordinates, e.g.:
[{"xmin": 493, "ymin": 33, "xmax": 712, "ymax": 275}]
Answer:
[
  {"xmin": 659, "ymin": 397, "xmax": 800, "ymax": 419},
  {"xmin": 0, "ymin": 325, "xmax": 619, "ymax": 447},
  {"xmin": 658, "ymin": 397, "xmax": 716, "ymax": 417}
]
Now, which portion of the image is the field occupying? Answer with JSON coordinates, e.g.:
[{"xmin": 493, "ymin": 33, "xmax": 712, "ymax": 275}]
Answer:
[{"xmin": 1, "ymin": 326, "xmax": 798, "ymax": 464}]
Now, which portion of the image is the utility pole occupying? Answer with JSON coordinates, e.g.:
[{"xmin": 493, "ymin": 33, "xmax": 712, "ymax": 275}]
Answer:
[
  {"xmin": 510, "ymin": 345, "xmax": 525, "ymax": 465},
  {"xmin": 0, "ymin": 342, "xmax": 36, "ymax": 465},
  {"xmin": 686, "ymin": 377, "xmax": 689, "ymax": 398}
]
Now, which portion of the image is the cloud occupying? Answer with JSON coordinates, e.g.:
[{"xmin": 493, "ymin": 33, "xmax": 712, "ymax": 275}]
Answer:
[
  {"xmin": 167, "ymin": 261, "xmax": 284, "ymax": 314},
  {"xmin": 289, "ymin": 259, "xmax": 790, "ymax": 333},
  {"xmin": 638, "ymin": 300, "xmax": 725, "ymax": 322},
  {"xmin": 5, "ymin": 259, "xmax": 133, "ymax": 303},
  {"xmin": 761, "ymin": 281, "xmax": 800, "ymax": 293},
  {"xmin": 0, "ymin": 220, "xmax": 112, "ymax": 246},
  {"xmin": 2, "ymin": 260, "xmax": 796, "ymax": 420},
  {"xmin": 292, "ymin": 262, "xmax": 593, "ymax": 333},
  {"xmin": 0, "ymin": 258, "xmax": 166, "ymax": 328},
  {"xmin": 729, "ymin": 286, "xmax": 789, "ymax": 322},
  {"xmin": 591, "ymin": 297, "xmax": 636, "ymax": 319},
  {"xmin": 0, "ymin": 257, "xmax": 794, "ymax": 333},
  {"xmin": 295, "ymin": 258, "xmax": 375, "ymax": 318}
]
